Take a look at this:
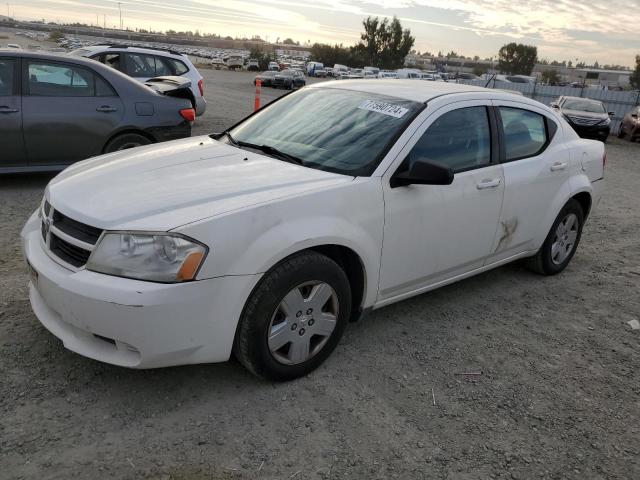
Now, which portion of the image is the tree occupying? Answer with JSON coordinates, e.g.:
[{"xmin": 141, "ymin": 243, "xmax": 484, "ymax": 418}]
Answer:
[
  {"xmin": 630, "ymin": 55, "xmax": 640, "ymax": 90},
  {"xmin": 497, "ymin": 43, "xmax": 538, "ymax": 75},
  {"xmin": 541, "ymin": 69, "xmax": 561, "ymax": 85},
  {"xmin": 310, "ymin": 43, "xmax": 358, "ymax": 67},
  {"xmin": 351, "ymin": 16, "xmax": 415, "ymax": 69},
  {"xmin": 282, "ymin": 38, "xmax": 296, "ymax": 45},
  {"xmin": 49, "ymin": 31, "xmax": 64, "ymax": 41},
  {"xmin": 249, "ymin": 47, "xmax": 274, "ymax": 71}
]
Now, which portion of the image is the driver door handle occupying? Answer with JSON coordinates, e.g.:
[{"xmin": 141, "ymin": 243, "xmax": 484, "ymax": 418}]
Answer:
[
  {"xmin": 550, "ymin": 162, "xmax": 568, "ymax": 171},
  {"xmin": 0, "ymin": 105, "xmax": 19, "ymax": 113},
  {"xmin": 96, "ymin": 105, "xmax": 117, "ymax": 113},
  {"xmin": 476, "ymin": 178, "xmax": 501, "ymax": 189}
]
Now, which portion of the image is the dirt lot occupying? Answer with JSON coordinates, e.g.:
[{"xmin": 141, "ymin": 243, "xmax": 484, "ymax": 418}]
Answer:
[{"xmin": 1, "ymin": 71, "xmax": 639, "ymax": 480}]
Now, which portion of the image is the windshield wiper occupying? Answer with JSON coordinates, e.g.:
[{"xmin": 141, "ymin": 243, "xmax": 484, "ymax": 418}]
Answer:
[
  {"xmin": 218, "ymin": 130, "xmax": 238, "ymax": 145},
  {"xmin": 236, "ymin": 141, "xmax": 305, "ymax": 166}
]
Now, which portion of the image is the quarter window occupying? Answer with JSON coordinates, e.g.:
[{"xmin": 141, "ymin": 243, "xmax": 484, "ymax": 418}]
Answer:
[
  {"xmin": 408, "ymin": 106, "xmax": 491, "ymax": 172},
  {"xmin": 499, "ymin": 107, "xmax": 547, "ymax": 161},
  {"xmin": 0, "ymin": 58, "xmax": 14, "ymax": 96}
]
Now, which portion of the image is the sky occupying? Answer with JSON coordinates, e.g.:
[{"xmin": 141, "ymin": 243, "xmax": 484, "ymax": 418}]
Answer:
[{"xmin": 8, "ymin": 0, "xmax": 640, "ymax": 66}]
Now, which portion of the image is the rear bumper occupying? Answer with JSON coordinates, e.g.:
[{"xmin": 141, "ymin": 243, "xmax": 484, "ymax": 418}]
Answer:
[
  {"xmin": 195, "ymin": 95, "xmax": 206, "ymax": 116},
  {"xmin": 590, "ymin": 178, "xmax": 605, "ymax": 215},
  {"xmin": 147, "ymin": 122, "xmax": 192, "ymax": 142}
]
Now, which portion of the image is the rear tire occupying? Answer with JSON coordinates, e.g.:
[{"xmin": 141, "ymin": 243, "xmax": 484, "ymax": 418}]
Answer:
[
  {"xmin": 234, "ymin": 251, "xmax": 351, "ymax": 381},
  {"xmin": 104, "ymin": 133, "xmax": 151, "ymax": 153},
  {"xmin": 526, "ymin": 199, "xmax": 584, "ymax": 275}
]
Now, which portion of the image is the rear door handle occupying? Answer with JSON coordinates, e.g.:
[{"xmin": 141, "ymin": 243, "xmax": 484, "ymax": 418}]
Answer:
[
  {"xmin": 476, "ymin": 178, "xmax": 501, "ymax": 189},
  {"xmin": 550, "ymin": 162, "xmax": 568, "ymax": 171},
  {"xmin": 96, "ymin": 106, "xmax": 117, "ymax": 113},
  {"xmin": 0, "ymin": 105, "xmax": 19, "ymax": 113}
]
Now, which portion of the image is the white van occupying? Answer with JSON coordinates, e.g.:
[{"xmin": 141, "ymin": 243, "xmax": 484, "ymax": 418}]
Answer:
[{"xmin": 396, "ymin": 68, "xmax": 422, "ymax": 79}]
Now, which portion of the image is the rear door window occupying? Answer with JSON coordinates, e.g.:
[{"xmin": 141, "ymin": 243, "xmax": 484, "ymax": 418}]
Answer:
[
  {"xmin": 498, "ymin": 107, "xmax": 548, "ymax": 161},
  {"xmin": 125, "ymin": 53, "xmax": 156, "ymax": 77},
  {"xmin": 0, "ymin": 58, "xmax": 15, "ymax": 96},
  {"xmin": 26, "ymin": 61, "xmax": 96, "ymax": 97}
]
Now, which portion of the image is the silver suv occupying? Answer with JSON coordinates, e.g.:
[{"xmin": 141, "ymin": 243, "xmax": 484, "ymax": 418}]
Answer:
[{"xmin": 71, "ymin": 45, "xmax": 206, "ymax": 116}]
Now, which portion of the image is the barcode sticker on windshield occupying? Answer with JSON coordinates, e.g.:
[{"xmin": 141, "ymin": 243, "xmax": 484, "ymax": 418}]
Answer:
[{"xmin": 358, "ymin": 100, "xmax": 409, "ymax": 118}]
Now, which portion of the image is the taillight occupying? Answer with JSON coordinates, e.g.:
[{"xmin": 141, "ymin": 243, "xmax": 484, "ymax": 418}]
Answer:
[
  {"xmin": 198, "ymin": 79, "xmax": 204, "ymax": 97},
  {"xmin": 180, "ymin": 108, "xmax": 195, "ymax": 122}
]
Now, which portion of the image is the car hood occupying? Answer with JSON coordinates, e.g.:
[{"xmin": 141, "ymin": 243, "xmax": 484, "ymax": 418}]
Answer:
[
  {"xmin": 561, "ymin": 109, "xmax": 608, "ymax": 120},
  {"xmin": 46, "ymin": 136, "xmax": 352, "ymax": 230}
]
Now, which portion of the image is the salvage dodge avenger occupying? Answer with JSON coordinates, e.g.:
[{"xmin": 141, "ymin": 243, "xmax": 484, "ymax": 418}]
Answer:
[{"xmin": 21, "ymin": 81, "xmax": 605, "ymax": 381}]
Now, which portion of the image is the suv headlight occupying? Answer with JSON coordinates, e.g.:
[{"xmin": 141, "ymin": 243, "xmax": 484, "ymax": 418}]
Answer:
[
  {"xmin": 87, "ymin": 232, "xmax": 208, "ymax": 283},
  {"xmin": 600, "ymin": 117, "xmax": 611, "ymax": 126}
]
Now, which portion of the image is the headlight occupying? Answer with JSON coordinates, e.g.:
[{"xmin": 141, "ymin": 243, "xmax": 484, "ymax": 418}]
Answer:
[
  {"xmin": 86, "ymin": 232, "xmax": 208, "ymax": 283},
  {"xmin": 600, "ymin": 117, "xmax": 611, "ymax": 126}
]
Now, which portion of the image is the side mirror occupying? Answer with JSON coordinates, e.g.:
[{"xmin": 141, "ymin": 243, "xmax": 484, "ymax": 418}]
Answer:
[
  {"xmin": 608, "ymin": 112, "xmax": 615, "ymax": 117},
  {"xmin": 390, "ymin": 159, "xmax": 454, "ymax": 188},
  {"xmin": 550, "ymin": 103, "xmax": 559, "ymax": 109},
  {"xmin": 632, "ymin": 114, "xmax": 638, "ymax": 119}
]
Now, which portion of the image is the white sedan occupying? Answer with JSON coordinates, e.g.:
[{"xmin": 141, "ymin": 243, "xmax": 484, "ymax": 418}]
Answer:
[{"xmin": 21, "ymin": 81, "xmax": 605, "ymax": 381}]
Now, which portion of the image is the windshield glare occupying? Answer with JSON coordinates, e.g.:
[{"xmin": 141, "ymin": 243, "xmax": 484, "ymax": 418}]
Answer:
[
  {"xmin": 229, "ymin": 88, "xmax": 421, "ymax": 176},
  {"xmin": 563, "ymin": 99, "xmax": 605, "ymax": 113}
]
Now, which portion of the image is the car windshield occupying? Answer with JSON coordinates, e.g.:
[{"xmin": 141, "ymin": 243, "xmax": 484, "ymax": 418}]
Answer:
[
  {"xmin": 563, "ymin": 99, "xmax": 605, "ymax": 113},
  {"xmin": 227, "ymin": 88, "xmax": 422, "ymax": 176}
]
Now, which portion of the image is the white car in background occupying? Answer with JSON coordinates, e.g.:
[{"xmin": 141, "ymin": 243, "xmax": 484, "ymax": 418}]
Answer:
[
  {"xmin": 70, "ymin": 45, "xmax": 206, "ymax": 116},
  {"xmin": 22, "ymin": 81, "xmax": 605, "ymax": 381}
]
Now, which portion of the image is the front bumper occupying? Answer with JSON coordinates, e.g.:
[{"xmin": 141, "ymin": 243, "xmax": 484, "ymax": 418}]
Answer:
[{"xmin": 21, "ymin": 212, "xmax": 260, "ymax": 369}]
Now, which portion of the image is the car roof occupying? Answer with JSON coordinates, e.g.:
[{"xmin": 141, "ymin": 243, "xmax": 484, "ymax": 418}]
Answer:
[
  {"xmin": 307, "ymin": 79, "xmax": 513, "ymax": 103},
  {"xmin": 0, "ymin": 49, "xmax": 158, "ymax": 96},
  {"xmin": 73, "ymin": 44, "xmax": 186, "ymax": 58}
]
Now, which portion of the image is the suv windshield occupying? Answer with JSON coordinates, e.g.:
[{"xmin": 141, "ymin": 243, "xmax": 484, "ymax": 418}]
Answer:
[
  {"xmin": 227, "ymin": 88, "xmax": 422, "ymax": 176},
  {"xmin": 563, "ymin": 99, "xmax": 605, "ymax": 113}
]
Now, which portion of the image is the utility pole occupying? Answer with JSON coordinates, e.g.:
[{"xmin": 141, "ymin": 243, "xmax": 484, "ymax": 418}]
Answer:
[
  {"xmin": 6, "ymin": 2, "xmax": 10, "ymax": 18},
  {"xmin": 118, "ymin": 2, "xmax": 122, "ymax": 30}
]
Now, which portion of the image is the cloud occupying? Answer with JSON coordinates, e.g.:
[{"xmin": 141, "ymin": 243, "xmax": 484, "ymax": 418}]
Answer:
[{"xmin": 14, "ymin": 0, "xmax": 640, "ymax": 65}]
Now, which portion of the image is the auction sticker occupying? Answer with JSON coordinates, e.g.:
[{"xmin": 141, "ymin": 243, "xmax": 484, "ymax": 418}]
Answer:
[{"xmin": 358, "ymin": 100, "xmax": 408, "ymax": 118}]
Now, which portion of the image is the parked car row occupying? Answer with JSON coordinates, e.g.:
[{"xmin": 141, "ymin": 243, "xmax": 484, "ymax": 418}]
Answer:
[{"xmin": 0, "ymin": 49, "xmax": 195, "ymax": 173}]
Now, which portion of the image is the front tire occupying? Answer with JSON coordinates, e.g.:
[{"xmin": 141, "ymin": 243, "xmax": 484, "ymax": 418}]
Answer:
[
  {"xmin": 526, "ymin": 199, "xmax": 584, "ymax": 275},
  {"xmin": 234, "ymin": 251, "xmax": 351, "ymax": 381},
  {"xmin": 617, "ymin": 127, "xmax": 626, "ymax": 139}
]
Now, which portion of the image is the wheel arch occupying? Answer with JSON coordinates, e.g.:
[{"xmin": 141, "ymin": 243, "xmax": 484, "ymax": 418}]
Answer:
[
  {"xmin": 102, "ymin": 129, "xmax": 156, "ymax": 154},
  {"xmin": 572, "ymin": 191, "xmax": 592, "ymax": 220}
]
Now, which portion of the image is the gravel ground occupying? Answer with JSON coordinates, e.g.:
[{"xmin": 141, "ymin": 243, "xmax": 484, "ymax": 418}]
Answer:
[{"xmin": 1, "ymin": 70, "xmax": 639, "ymax": 479}]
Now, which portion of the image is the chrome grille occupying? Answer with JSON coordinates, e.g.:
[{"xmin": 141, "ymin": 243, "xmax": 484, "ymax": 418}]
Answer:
[
  {"xmin": 41, "ymin": 203, "xmax": 103, "ymax": 269},
  {"xmin": 566, "ymin": 115, "xmax": 600, "ymax": 126}
]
